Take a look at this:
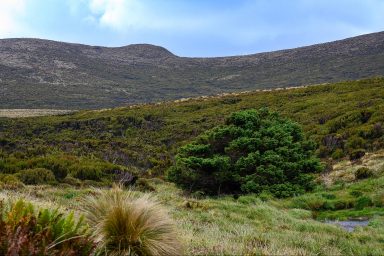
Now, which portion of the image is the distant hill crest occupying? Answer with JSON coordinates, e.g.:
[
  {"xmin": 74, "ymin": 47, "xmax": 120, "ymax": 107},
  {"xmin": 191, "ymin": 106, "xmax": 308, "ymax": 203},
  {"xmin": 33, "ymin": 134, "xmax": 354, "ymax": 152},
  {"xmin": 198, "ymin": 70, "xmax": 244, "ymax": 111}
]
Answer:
[{"xmin": 1, "ymin": 31, "xmax": 384, "ymax": 109}]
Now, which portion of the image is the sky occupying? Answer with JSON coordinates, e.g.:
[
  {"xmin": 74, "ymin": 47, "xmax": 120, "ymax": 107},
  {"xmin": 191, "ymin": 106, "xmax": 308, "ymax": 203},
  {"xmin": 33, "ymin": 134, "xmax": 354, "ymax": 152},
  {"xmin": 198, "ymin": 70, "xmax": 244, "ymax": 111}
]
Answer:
[{"xmin": 1, "ymin": 0, "xmax": 384, "ymax": 57}]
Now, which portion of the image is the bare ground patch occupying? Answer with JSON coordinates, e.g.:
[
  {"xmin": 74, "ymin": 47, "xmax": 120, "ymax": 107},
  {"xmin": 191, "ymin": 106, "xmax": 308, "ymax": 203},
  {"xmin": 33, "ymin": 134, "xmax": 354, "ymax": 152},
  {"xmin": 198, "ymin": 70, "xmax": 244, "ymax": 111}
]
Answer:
[{"xmin": 0, "ymin": 109, "xmax": 74, "ymax": 118}]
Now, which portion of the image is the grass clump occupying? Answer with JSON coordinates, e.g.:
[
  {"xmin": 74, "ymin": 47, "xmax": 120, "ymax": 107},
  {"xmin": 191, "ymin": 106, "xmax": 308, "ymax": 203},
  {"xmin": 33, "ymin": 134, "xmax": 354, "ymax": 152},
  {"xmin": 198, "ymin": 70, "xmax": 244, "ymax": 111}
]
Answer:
[{"xmin": 81, "ymin": 186, "xmax": 182, "ymax": 255}]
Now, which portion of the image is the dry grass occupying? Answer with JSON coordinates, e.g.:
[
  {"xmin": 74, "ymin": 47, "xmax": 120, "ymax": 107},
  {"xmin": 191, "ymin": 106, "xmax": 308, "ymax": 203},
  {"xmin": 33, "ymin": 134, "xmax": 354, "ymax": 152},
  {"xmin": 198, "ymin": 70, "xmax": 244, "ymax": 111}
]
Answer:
[
  {"xmin": 0, "ymin": 109, "xmax": 74, "ymax": 118},
  {"xmin": 81, "ymin": 186, "xmax": 182, "ymax": 256},
  {"xmin": 320, "ymin": 150, "xmax": 384, "ymax": 187}
]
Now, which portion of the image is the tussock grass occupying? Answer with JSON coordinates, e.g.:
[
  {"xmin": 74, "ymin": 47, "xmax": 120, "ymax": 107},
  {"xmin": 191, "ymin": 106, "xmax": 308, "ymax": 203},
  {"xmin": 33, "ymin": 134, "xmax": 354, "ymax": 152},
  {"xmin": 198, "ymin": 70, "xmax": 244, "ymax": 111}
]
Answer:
[
  {"xmin": 81, "ymin": 186, "xmax": 182, "ymax": 255},
  {"xmin": 0, "ymin": 180, "xmax": 383, "ymax": 255}
]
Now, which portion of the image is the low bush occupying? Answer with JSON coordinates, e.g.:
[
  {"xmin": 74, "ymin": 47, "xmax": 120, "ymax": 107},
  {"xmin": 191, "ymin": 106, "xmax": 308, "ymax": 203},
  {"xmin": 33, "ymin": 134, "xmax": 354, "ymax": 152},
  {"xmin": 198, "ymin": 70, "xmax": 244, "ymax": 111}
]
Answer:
[
  {"xmin": 237, "ymin": 195, "xmax": 261, "ymax": 205},
  {"xmin": 70, "ymin": 166, "xmax": 103, "ymax": 181},
  {"xmin": 333, "ymin": 200, "xmax": 352, "ymax": 210},
  {"xmin": 190, "ymin": 190, "xmax": 206, "ymax": 199},
  {"xmin": 0, "ymin": 174, "xmax": 24, "ymax": 189},
  {"xmin": 372, "ymin": 191, "xmax": 384, "ymax": 207},
  {"xmin": 62, "ymin": 175, "xmax": 82, "ymax": 186},
  {"xmin": 135, "ymin": 178, "xmax": 156, "ymax": 192},
  {"xmin": 355, "ymin": 167, "xmax": 374, "ymax": 180},
  {"xmin": 349, "ymin": 190, "xmax": 363, "ymax": 198},
  {"xmin": 17, "ymin": 168, "xmax": 56, "ymax": 185},
  {"xmin": 349, "ymin": 149, "xmax": 365, "ymax": 161},
  {"xmin": 322, "ymin": 201, "xmax": 335, "ymax": 210},
  {"xmin": 355, "ymin": 196, "xmax": 373, "ymax": 210},
  {"xmin": 321, "ymin": 193, "xmax": 336, "ymax": 200},
  {"xmin": 331, "ymin": 149, "xmax": 345, "ymax": 160},
  {"xmin": 291, "ymin": 194, "xmax": 326, "ymax": 211},
  {"xmin": 346, "ymin": 136, "xmax": 366, "ymax": 151},
  {"xmin": 258, "ymin": 191, "xmax": 274, "ymax": 202}
]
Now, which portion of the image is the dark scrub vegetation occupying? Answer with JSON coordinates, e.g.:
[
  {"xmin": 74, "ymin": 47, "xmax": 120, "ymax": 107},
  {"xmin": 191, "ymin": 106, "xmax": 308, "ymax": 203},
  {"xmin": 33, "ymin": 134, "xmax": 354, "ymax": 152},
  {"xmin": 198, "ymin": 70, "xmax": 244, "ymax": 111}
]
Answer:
[
  {"xmin": 167, "ymin": 108, "xmax": 322, "ymax": 197},
  {"xmin": 0, "ymin": 77, "xmax": 384, "ymax": 186}
]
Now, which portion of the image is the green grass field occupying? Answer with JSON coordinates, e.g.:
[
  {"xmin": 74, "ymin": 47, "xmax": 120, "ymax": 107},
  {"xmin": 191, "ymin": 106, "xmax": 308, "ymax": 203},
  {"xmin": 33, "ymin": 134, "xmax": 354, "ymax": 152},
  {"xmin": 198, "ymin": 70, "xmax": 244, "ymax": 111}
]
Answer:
[{"xmin": 1, "ymin": 182, "xmax": 383, "ymax": 254}]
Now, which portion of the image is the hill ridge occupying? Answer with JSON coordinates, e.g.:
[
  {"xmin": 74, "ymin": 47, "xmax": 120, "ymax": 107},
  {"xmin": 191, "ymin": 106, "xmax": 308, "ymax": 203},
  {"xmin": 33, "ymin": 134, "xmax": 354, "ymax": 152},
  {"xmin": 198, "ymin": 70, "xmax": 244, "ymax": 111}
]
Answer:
[{"xmin": 1, "ymin": 31, "xmax": 384, "ymax": 109}]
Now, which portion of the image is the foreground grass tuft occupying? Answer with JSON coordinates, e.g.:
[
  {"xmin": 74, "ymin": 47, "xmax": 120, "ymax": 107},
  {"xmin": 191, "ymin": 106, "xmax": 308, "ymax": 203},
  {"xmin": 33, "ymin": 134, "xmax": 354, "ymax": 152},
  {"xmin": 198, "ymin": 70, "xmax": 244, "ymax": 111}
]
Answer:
[{"xmin": 81, "ymin": 186, "xmax": 182, "ymax": 255}]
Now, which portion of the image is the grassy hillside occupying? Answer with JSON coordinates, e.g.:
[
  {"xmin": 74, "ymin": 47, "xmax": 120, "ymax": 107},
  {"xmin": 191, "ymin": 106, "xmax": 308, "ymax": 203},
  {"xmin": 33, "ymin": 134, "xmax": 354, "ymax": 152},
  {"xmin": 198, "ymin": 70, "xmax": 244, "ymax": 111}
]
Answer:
[
  {"xmin": 1, "ymin": 77, "xmax": 384, "ymax": 254},
  {"xmin": 1, "ymin": 167, "xmax": 383, "ymax": 255},
  {"xmin": 1, "ymin": 31, "xmax": 384, "ymax": 109},
  {"xmin": 1, "ymin": 77, "xmax": 384, "ymax": 183}
]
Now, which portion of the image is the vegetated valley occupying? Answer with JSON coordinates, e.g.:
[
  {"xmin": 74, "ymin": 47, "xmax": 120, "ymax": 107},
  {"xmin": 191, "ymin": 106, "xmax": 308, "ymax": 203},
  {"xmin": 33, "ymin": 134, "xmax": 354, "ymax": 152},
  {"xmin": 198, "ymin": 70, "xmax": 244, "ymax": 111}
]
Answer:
[{"xmin": 1, "ymin": 76, "xmax": 384, "ymax": 255}]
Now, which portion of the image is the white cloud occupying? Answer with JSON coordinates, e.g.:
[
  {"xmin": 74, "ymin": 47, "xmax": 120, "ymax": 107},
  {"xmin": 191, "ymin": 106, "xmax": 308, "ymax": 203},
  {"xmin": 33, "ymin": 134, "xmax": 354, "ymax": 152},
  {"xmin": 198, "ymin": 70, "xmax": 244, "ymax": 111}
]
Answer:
[
  {"xmin": 0, "ymin": 0, "xmax": 27, "ymax": 37},
  {"xmin": 86, "ymin": 0, "xmax": 213, "ymax": 32},
  {"xmin": 88, "ymin": 0, "xmax": 147, "ymax": 30},
  {"xmin": 67, "ymin": 0, "xmax": 87, "ymax": 15}
]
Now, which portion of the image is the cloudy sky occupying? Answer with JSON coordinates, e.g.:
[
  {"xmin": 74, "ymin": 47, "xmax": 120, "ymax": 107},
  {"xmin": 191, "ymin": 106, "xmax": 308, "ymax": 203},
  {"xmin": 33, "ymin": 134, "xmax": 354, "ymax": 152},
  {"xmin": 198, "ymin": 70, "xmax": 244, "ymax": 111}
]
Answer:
[{"xmin": 1, "ymin": 0, "xmax": 383, "ymax": 57}]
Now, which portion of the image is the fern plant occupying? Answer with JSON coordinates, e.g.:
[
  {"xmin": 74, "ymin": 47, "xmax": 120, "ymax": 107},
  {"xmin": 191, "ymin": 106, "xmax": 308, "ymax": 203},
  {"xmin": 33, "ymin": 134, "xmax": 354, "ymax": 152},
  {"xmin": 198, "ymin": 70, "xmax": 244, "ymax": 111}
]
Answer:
[{"xmin": 0, "ymin": 199, "xmax": 95, "ymax": 256}]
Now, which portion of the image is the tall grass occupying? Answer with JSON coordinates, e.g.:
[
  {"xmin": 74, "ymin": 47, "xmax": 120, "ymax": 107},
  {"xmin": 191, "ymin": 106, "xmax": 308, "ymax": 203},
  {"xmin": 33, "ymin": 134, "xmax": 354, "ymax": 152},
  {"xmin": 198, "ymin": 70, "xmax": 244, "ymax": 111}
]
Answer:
[{"xmin": 81, "ymin": 186, "xmax": 182, "ymax": 255}]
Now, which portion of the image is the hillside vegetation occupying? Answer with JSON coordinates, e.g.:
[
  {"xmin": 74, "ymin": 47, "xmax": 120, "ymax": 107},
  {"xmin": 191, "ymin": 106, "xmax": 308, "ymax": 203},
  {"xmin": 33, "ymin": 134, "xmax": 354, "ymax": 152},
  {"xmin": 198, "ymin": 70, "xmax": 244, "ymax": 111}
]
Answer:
[
  {"xmin": 1, "ymin": 31, "xmax": 384, "ymax": 109},
  {"xmin": 1, "ymin": 77, "xmax": 384, "ymax": 187},
  {"xmin": 1, "ymin": 77, "xmax": 384, "ymax": 255}
]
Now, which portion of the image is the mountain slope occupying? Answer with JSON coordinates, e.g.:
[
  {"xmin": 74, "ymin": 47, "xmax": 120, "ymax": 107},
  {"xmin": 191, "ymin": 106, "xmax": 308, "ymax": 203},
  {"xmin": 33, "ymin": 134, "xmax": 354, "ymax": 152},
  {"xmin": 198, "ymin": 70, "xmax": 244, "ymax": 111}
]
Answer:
[{"xmin": 1, "ymin": 31, "xmax": 384, "ymax": 109}]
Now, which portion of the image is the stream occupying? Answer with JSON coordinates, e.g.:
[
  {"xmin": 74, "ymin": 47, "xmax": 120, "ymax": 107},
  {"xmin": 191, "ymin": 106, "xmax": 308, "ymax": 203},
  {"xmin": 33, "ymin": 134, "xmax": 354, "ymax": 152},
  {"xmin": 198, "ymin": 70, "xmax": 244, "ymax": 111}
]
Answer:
[{"xmin": 325, "ymin": 219, "xmax": 370, "ymax": 232}]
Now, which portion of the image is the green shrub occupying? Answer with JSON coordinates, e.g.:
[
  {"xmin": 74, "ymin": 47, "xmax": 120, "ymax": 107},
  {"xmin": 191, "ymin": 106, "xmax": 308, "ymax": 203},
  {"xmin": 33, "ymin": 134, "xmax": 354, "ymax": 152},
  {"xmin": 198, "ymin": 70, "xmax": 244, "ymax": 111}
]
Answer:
[
  {"xmin": 322, "ymin": 201, "xmax": 335, "ymax": 210},
  {"xmin": 238, "ymin": 195, "xmax": 261, "ymax": 205},
  {"xmin": 168, "ymin": 108, "xmax": 322, "ymax": 197},
  {"xmin": 372, "ymin": 191, "xmax": 384, "ymax": 207},
  {"xmin": 349, "ymin": 149, "xmax": 365, "ymax": 161},
  {"xmin": 346, "ymin": 136, "xmax": 366, "ymax": 151},
  {"xmin": 349, "ymin": 190, "xmax": 363, "ymax": 198},
  {"xmin": 0, "ymin": 174, "xmax": 24, "ymax": 189},
  {"xmin": 291, "ymin": 194, "xmax": 325, "ymax": 211},
  {"xmin": 191, "ymin": 190, "xmax": 206, "ymax": 199},
  {"xmin": 258, "ymin": 191, "xmax": 274, "ymax": 202},
  {"xmin": 0, "ymin": 200, "xmax": 95, "ymax": 255},
  {"xmin": 70, "ymin": 166, "xmax": 102, "ymax": 181},
  {"xmin": 17, "ymin": 168, "xmax": 56, "ymax": 185},
  {"xmin": 62, "ymin": 175, "xmax": 82, "ymax": 186},
  {"xmin": 355, "ymin": 196, "xmax": 373, "ymax": 210},
  {"xmin": 331, "ymin": 149, "xmax": 345, "ymax": 160},
  {"xmin": 355, "ymin": 167, "xmax": 374, "ymax": 180},
  {"xmin": 321, "ymin": 193, "xmax": 336, "ymax": 200},
  {"xmin": 334, "ymin": 200, "xmax": 354, "ymax": 210},
  {"xmin": 135, "ymin": 178, "xmax": 156, "ymax": 192}
]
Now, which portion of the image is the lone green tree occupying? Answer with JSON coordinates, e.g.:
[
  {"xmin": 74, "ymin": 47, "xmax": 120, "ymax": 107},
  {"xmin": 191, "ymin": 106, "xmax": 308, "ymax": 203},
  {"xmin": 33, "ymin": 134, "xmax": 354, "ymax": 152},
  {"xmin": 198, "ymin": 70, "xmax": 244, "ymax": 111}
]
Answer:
[{"xmin": 167, "ymin": 108, "xmax": 322, "ymax": 197}]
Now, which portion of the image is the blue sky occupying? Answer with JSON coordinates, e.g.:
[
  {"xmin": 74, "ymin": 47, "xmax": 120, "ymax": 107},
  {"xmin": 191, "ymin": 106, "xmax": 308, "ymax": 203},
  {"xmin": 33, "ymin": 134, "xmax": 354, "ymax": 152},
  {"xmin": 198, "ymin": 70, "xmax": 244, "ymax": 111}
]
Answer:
[{"xmin": 1, "ymin": 0, "xmax": 384, "ymax": 57}]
